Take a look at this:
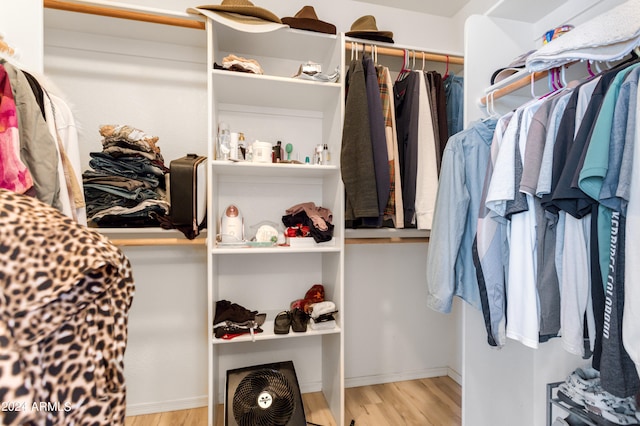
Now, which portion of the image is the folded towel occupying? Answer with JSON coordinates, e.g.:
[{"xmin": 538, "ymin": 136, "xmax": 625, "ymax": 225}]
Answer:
[
  {"xmin": 310, "ymin": 301, "xmax": 336, "ymax": 319},
  {"xmin": 526, "ymin": 0, "xmax": 640, "ymax": 72}
]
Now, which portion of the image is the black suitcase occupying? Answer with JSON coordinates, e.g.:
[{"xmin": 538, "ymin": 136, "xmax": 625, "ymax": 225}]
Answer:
[{"xmin": 169, "ymin": 154, "xmax": 207, "ymax": 237}]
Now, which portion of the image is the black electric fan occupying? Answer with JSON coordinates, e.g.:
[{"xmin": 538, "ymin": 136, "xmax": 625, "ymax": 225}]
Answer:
[{"xmin": 225, "ymin": 361, "xmax": 307, "ymax": 426}]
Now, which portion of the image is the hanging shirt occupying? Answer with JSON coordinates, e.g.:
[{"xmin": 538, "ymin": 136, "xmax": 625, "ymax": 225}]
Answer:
[
  {"xmin": 394, "ymin": 72, "xmax": 420, "ymax": 227},
  {"xmin": 521, "ymin": 94, "xmax": 563, "ymax": 340},
  {"xmin": 623, "ymin": 78, "xmax": 640, "ymax": 392},
  {"xmin": 4, "ymin": 62, "xmax": 61, "ymax": 209},
  {"xmin": 505, "ymin": 98, "xmax": 544, "ymax": 349},
  {"xmin": 362, "ymin": 55, "xmax": 389, "ymax": 227},
  {"xmin": 474, "ymin": 113, "xmax": 512, "ymax": 347},
  {"xmin": 377, "ymin": 65, "xmax": 404, "ymax": 228},
  {"xmin": 0, "ymin": 63, "xmax": 33, "ymax": 194},
  {"xmin": 596, "ymin": 65, "xmax": 640, "ymax": 398},
  {"xmin": 415, "ymin": 71, "xmax": 439, "ymax": 230},
  {"xmin": 426, "ymin": 118, "xmax": 497, "ymax": 313},
  {"xmin": 341, "ymin": 59, "xmax": 378, "ymax": 222}
]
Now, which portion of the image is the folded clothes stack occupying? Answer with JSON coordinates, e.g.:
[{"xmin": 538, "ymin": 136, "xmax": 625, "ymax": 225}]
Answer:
[
  {"xmin": 213, "ymin": 299, "xmax": 265, "ymax": 340},
  {"xmin": 309, "ymin": 300, "xmax": 337, "ymax": 331}
]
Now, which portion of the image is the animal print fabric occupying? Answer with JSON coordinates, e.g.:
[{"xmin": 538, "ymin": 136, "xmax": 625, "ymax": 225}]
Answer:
[{"xmin": 0, "ymin": 189, "xmax": 134, "ymax": 425}]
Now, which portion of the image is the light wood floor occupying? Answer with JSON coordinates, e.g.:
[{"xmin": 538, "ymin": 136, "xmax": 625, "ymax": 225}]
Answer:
[{"xmin": 125, "ymin": 376, "xmax": 461, "ymax": 426}]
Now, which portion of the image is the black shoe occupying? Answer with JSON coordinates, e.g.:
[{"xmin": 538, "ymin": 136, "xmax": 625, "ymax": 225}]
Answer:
[
  {"xmin": 274, "ymin": 311, "xmax": 292, "ymax": 334},
  {"xmin": 291, "ymin": 308, "xmax": 309, "ymax": 332}
]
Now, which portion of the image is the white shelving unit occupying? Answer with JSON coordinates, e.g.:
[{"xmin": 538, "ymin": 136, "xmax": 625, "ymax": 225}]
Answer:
[{"xmin": 202, "ymin": 15, "xmax": 345, "ymax": 426}]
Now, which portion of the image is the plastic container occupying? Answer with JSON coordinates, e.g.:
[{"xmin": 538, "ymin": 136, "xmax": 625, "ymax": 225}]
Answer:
[
  {"xmin": 229, "ymin": 132, "xmax": 239, "ymax": 160},
  {"xmin": 252, "ymin": 141, "xmax": 272, "ymax": 163}
]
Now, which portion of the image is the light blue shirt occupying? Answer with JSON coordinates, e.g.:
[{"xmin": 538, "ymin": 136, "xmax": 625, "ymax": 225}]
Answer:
[{"xmin": 426, "ymin": 118, "xmax": 497, "ymax": 313}]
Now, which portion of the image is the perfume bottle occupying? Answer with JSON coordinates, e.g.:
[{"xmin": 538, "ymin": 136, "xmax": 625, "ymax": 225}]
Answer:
[{"xmin": 217, "ymin": 122, "xmax": 230, "ymax": 161}]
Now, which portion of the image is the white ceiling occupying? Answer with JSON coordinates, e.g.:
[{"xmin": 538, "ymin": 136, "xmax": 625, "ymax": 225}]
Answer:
[
  {"xmin": 355, "ymin": 0, "xmax": 573, "ymax": 22},
  {"xmin": 355, "ymin": 0, "xmax": 472, "ymax": 17}
]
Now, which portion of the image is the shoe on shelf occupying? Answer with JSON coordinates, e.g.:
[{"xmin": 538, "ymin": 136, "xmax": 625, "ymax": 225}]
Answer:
[
  {"xmin": 291, "ymin": 308, "xmax": 309, "ymax": 332},
  {"xmin": 585, "ymin": 401, "xmax": 640, "ymax": 426},
  {"xmin": 552, "ymin": 413, "xmax": 591, "ymax": 426},
  {"xmin": 583, "ymin": 388, "xmax": 637, "ymax": 418},
  {"xmin": 274, "ymin": 311, "xmax": 292, "ymax": 334},
  {"xmin": 552, "ymin": 416, "xmax": 570, "ymax": 426},
  {"xmin": 557, "ymin": 367, "xmax": 602, "ymax": 408}
]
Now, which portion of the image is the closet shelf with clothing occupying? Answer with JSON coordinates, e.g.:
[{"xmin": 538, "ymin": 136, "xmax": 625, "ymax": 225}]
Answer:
[{"xmin": 342, "ymin": 37, "xmax": 464, "ymax": 237}]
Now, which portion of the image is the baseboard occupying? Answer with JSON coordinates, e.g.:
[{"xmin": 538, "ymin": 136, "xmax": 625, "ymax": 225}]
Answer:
[
  {"xmin": 127, "ymin": 369, "xmax": 463, "ymax": 415},
  {"xmin": 447, "ymin": 366, "xmax": 462, "ymax": 385},
  {"xmin": 125, "ymin": 396, "xmax": 208, "ymax": 417},
  {"xmin": 344, "ymin": 367, "xmax": 450, "ymax": 388}
]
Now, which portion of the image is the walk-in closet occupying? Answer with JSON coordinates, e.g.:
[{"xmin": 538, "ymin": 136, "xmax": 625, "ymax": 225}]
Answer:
[{"xmin": 2, "ymin": 0, "xmax": 640, "ymax": 425}]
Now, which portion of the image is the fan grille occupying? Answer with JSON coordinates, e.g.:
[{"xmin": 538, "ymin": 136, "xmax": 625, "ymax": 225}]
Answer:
[{"xmin": 233, "ymin": 368, "xmax": 296, "ymax": 426}]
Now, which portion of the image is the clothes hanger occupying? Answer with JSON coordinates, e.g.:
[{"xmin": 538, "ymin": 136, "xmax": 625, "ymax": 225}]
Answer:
[
  {"xmin": 396, "ymin": 49, "xmax": 410, "ymax": 82},
  {"xmin": 586, "ymin": 60, "xmax": 595, "ymax": 78},
  {"xmin": 443, "ymin": 55, "xmax": 450, "ymax": 79},
  {"xmin": 485, "ymin": 90, "xmax": 500, "ymax": 119},
  {"xmin": 421, "ymin": 51, "xmax": 425, "ymax": 72}
]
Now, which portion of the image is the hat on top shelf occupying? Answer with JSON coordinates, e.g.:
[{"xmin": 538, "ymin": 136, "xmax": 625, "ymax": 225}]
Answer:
[
  {"xmin": 346, "ymin": 15, "xmax": 394, "ymax": 44},
  {"xmin": 188, "ymin": 0, "xmax": 286, "ymax": 33},
  {"xmin": 281, "ymin": 6, "xmax": 336, "ymax": 35}
]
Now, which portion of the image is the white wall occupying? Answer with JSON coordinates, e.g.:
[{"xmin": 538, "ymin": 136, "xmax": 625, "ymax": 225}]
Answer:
[
  {"xmin": 344, "ymin": 243, "xmax": 458, "ymax": 388},
  {"xmin": 1, "ymin": 0, "xmax": 43, "ymax": 73}
]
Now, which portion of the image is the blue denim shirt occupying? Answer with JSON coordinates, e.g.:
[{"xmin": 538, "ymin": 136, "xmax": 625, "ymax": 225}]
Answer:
[
  {"xmin": 444, "ymin": 73, "xmax": 464, "ymax": 136},
  {"xmin": 426, "ymin": 118, "xmax": 497, "ymax": 313}
]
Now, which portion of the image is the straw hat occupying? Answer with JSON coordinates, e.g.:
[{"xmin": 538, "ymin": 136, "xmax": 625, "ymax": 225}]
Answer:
[
  {"xmin": 346, "ymin": 15, "xmax": 394, "ymax": 44},
  {"xmin": 281, "ymin": 6, "xmax": 336, "ymax": 35},
  {"xmin": 193, "ymin": 0, "xmax": 282, "ymax": 24}
]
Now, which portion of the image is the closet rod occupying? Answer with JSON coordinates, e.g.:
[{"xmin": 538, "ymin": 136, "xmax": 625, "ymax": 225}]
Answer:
[
  {"xmin": 345, "ymin": 43, "xmax": 464, "ymax": 65},
  {"xmin": 43, "ymin": 0, "xmax": 205, "ymax": 30},
  {"xmin": 479, "ymin": 70, "xmax": 547, "ymax": 105}
]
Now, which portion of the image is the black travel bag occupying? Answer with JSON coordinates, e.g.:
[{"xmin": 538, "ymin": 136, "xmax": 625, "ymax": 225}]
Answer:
[{"xmin": 168, "ymin": 153, "xmax": 207, "ymax": 238}]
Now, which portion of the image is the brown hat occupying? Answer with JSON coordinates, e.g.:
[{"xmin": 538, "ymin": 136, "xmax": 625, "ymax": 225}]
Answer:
[
  {"xmin": 281, "ymin": 6, "xmax": 336, "ymax": 35},
  {"xmin": 346, "ymin": 15, "xmax": 394, "ymax": 44},
  {"xmin": 193, "ymin": 0, "xmax": 282, "ymax": 24}
]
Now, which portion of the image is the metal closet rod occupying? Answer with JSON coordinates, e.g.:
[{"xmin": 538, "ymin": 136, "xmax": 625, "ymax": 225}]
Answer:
[
  {"xmin": 346, "ymin": 42, "xmax": 464, "ymax": 65},
  {"xmin": 43, "ymin": 0, "xmax": 206, "ymax": 30}
]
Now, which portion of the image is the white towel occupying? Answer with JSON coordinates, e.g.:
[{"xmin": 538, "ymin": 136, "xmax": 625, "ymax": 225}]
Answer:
[
  {"xmin": 526, "ymin": 0, "xmax": 640, "ymax": 72},
  {"xmin": 309, "ymin": 316, "xmax": 336, "ymax": 331},
  {"xmin": 310, "ymin": 301, "xmax": 336, "ymax": 319}
]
